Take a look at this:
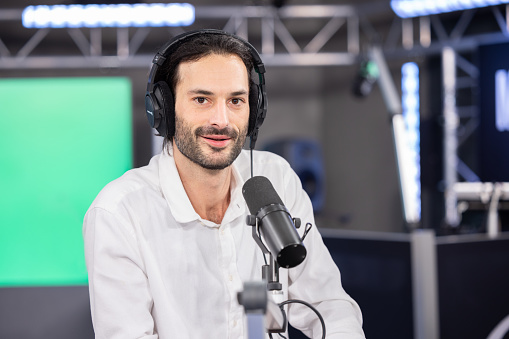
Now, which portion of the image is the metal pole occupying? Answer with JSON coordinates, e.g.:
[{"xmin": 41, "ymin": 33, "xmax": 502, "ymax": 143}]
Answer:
[{"xmin": 411, "ymin": 229, "xmax": 440, "ymax": 339}]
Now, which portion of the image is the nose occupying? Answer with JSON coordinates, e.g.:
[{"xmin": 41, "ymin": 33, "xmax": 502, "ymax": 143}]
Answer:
[{"xmin": 209, "ymin": 101, "xmax": 229, "ymax": 129}]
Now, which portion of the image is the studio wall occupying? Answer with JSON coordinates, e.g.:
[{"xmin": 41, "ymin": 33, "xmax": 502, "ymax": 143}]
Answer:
[{"xmin": 256, "ymin": 64, "xmax": 409, "ymax": 232}]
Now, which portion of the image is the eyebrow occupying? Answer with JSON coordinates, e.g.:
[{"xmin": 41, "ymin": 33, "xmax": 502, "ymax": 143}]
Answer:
[
  {"xmin": 187, "ymin": 89, "xmax": 248, "ymax": 96},
  {"xmin": 187, "ymin": 89, "xmax": 213, "ymax": 96},
  {"xmin": 231, "ymin": 90, "xmax": 249, "ymax": 97}
]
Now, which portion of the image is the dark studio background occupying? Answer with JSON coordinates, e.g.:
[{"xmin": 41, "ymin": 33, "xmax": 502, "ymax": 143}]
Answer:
[{"xmin": 1, "ymin": 0, "xmax": 509, "ymax": 338}]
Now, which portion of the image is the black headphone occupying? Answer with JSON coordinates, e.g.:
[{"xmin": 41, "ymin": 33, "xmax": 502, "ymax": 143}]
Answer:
[{"xmin": 145, "ymin": 29, "xmax": 267, "ymax": 149}]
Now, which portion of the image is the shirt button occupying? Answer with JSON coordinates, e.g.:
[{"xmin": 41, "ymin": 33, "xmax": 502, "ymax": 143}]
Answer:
[
  {"xmin": 228, "ymin": 274, "xmax": 233, "ymax": 281},
  {"xmin": 221, "ymin": 229, "xmax": 225, "ymax": 235},
  {"xmin": 233, "ymin": 320, "xmax": 237, "ymax": 327}
]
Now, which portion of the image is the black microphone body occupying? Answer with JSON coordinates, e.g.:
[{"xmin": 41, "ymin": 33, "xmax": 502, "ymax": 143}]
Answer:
[{"xmin": 242, "ymin": 176, "xmax": 307, "ymax": 268}]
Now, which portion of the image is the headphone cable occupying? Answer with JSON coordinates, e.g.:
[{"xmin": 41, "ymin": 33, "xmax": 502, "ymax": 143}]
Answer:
[{"xmin": 250, "ymin": 147, "xmax": 254, "ymax": 178}]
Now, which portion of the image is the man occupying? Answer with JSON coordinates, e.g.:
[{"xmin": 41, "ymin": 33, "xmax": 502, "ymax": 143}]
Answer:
[{"xmin": 83, "ymin": 30, "xmax": 364, "ymax": 339}]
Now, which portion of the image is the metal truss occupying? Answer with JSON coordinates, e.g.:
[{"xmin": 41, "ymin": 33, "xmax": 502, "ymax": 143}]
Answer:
[
  {"xmin": 443, "ymin": 45, "xmax": 507, "ymax": 230},
  {"xmin": 0, "ymin": 4, "xmax": 508, "ymax": 70},
  {"xmin": 362, "ymin": 5, "xmax": 509, "ymax": 228},
  {"xmin": 383, "ymin": 5, "xmax": 509, "ymax": 57},
  {"xmin": 0, "ymin": 5, "xmax": 363, "ymax": 69},
  {"xmin": 435, "ymin": 6, "xmax": 509, "ymax": 228}
]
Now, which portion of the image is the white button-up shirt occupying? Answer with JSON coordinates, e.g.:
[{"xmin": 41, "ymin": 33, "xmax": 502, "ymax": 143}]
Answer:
[{"xmin": 83, "ymin": 146, "xmax": 364, "ymax": 339}]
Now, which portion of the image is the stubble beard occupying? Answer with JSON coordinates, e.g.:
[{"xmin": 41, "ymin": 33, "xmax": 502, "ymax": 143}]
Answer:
[{"xmin": 173, "ymin": 115, "xmax": 248, "ymax": 170}]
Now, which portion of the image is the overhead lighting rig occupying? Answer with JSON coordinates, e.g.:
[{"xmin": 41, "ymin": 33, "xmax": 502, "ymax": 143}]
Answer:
[
  {"xmin": 21, "ymin": 3, "xmax": 195, "ymax": 28},
  {"xmin": 391, "ymin": 0, "xmax": 509, "ymax": 18}
]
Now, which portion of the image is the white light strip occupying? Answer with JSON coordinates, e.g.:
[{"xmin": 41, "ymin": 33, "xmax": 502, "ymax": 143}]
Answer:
[
  {"xmin": 495, "ymin": 69, "xmax": 509, "ymax": 132},
  {"xmin": 22, "ymin": 3, "xmax": 195, "ymax": 28},
  {"xmin": 391, "ymin": 0, "xmax": 509, "ymax": 18},
  {"xmin": 401, "ymin": 62, "xmax": 421, "ymax": 220}
]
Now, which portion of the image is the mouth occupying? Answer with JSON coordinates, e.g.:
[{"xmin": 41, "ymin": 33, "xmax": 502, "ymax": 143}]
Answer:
[{"xmin": 200, "ymin": 134, "xmax": 232, "ymax": 148}]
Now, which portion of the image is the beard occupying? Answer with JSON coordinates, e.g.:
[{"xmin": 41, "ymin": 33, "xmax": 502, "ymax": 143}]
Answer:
[{"xmin": 173, "ymin": 115, "xmax": 248, "ymax": 170}]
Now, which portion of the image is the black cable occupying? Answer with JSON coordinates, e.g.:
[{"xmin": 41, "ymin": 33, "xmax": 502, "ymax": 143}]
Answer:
[
  {"xmin": 250, "ymin": 147, "xmax": 254, "ymax": 178},
  {"xmin": 278, "ymin": 299, "xmax": 326, "ymax": 339},
  {"xmin": 251, "ymin": 149, "xmax": 269, "ymax": 265},
  {"xmin": 256, "ymin": 223, "xmax": 268, "ymax": 265},
  {"xmin": 269, "ymin": 332, "xmax": 288, "ymax": 339},
  {"xmin": 268, "ymin": 310, "xmax": 288, "ymax": 339}
]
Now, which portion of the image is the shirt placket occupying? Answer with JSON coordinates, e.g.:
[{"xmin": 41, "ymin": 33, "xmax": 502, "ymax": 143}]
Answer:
[{"xmin": 218, "ymin": 222, "xmax": 245, "ymax": 339}]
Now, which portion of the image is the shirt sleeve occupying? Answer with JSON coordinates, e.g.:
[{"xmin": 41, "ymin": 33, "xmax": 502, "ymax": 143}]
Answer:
[
  {"xmin": 83, "ymin": 206, "xmax": 158, "ymax": 339},
  {"xmin": 283, "ymin": 168, "xmax": 365, "ymax": 339}
]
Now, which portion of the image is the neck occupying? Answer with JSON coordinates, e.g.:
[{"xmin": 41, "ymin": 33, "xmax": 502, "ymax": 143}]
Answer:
[{"xmin": 172, "ymin": 146, "xmax": 232, "ymax": 225}]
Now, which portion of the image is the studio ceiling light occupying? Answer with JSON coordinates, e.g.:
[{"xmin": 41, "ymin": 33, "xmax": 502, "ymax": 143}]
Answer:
[
  {"xmin": 22, "ymin": 3, "xmax": 195, "ymax": 28},
  {"xmin": 391, "ymin": 0, "xmax": 509, "ymax": 18}
]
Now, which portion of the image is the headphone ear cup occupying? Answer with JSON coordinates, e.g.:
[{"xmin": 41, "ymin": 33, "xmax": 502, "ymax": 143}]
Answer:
[
  {"xmin": 153, "ymin": 81, "xmax": 175, "ymax": 138},
  {"xmin": 248, "ymin": 81, "xmax": 259, "ymax": 136}
]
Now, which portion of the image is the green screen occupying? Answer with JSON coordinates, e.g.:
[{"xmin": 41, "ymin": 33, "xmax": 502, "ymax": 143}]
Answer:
[{"xmin": 0, "ymin": 77, "xmax": 132, "ymax": 286}]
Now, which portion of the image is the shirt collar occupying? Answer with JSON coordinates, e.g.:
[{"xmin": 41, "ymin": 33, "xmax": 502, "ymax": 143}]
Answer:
[
  {"xmin": 159, "ymin": 144, "xmax": 197, "ymax": 224},
  {"xmin": 158, "ymin": 144, "xmax": 247, "ymax": 226},
  {"xmin": 224, "ymin": 160, "xmax": 247, "ymax": 224}
]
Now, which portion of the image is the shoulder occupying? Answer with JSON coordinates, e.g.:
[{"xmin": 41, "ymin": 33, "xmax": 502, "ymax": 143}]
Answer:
[{"xmin": 88, "ymin": 153, "xmax": 163, "ymax": 213}]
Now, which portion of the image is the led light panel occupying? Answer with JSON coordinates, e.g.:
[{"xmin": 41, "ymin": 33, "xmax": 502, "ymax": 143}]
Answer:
[
  {"xmin": 401, "ymin": 62, "xmax": 421, "ymax": 219},
  {"xmin": 391, "ymin": 0, "xmax": 509, "ymax": 18},
  {"xmin": 0, "ymin": 77, "xmax": 132, "ymax": 286},
  {"xmin": 22, "ymin": 3, "xmax": 195, "ymax": 28},
  {"xmin": 495, "ymin": 69, "xmax": 509, "ymax": 131}
]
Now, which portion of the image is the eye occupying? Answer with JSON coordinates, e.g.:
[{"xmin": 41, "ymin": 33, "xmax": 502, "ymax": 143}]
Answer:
[
  {"xmin": 194, "ymin": 97, "xmax": 207, "ymax": 104},
  {"xmin": 230, "ymin": 98, "xmax": 244, "ymax": 106}
]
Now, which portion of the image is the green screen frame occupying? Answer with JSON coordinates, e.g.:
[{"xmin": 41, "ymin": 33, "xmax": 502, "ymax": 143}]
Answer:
[{"xmin": 0, "ymin": 77, "xmax": 132, "ymax": 287}]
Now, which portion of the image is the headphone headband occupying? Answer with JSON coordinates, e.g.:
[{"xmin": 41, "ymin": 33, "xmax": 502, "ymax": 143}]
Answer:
[
  {"xmin": 145, "ymin": 29, "xmax": 268, "ymax": 149},
  {"xmin": 155, "ymin": 29, "xmax": 266, "ymax": 73}
]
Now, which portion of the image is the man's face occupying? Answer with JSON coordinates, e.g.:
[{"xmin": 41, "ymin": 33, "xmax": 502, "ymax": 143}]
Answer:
[{"xmin": 173, "ymin": 53, "xmax": 250, "ymax": 170}]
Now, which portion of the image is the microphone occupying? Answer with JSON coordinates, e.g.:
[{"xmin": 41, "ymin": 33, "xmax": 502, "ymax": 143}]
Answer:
[{"xmin": 242, "ymin": 176, "xmax": 307, "ymax": 268}]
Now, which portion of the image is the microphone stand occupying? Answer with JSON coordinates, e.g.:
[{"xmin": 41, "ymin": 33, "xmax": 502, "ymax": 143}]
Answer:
[
  {"xmin": 239, "ymin": 211, "xmax": 322, "ymax": 339},
  {"xmin": 240, "ymin": 215, "xmax": 287, "ymax": 337}
]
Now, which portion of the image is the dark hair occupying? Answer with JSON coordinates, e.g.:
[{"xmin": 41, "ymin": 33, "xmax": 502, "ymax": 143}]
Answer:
[
  {"xmin": 156, "ymin": 33, "xmax": 257, "ymax": 147},
  {"xmin": 156, "ymin": 33, "xmax": 255, "ymax": 93}
]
